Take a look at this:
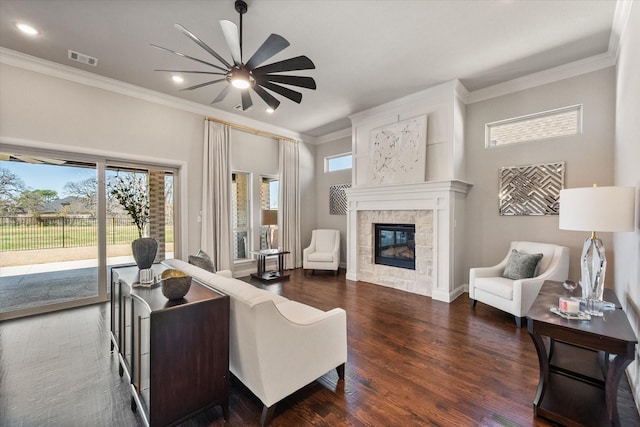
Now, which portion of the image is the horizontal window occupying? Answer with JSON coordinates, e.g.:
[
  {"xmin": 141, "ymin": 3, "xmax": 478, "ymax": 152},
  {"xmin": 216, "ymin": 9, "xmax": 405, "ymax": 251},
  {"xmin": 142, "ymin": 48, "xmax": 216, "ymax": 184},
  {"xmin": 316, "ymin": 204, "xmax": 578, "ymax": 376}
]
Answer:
[
  {"xmin": 325, "ymin": 153, "xmax": 352, "ymax": 172},
  {"xmin": 486, "ymin": 105, "xmax": 582, "ymax": 148}
]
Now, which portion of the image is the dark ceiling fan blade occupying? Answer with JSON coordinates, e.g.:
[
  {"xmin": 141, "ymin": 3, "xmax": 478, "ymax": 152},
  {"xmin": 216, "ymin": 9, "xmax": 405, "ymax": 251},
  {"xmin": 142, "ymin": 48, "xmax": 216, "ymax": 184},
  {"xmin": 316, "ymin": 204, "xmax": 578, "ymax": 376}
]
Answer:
[
  {"xmin": 253, "ymin": 55, "xmax": 315, "ymax": 74},
  {"xmin": 155, "ymin": 69, "xmax": 226, "ymax": 75},
  {"xmin": 180, "ymin": 78, "xmax": 226, "ymax": 91},
  {"xmin": 259, "ymin": 81, "xmax": 303, "ymax": 103},
  {"xmin": 261, "ymin": 74, "xmax": 316, "ymax": 90},
  {"xmin": 174, "ymin": 23, "xmax": 233, "ymax": 69},
  {"xmin": 241, "ymin": 90, "xmax": 253, "ymax": 111},
  {"xmin": 245, "ymin": 34, "xmax": 290, "ymax": 69},
  {"xmin": 219, "ymin": 20, "xmax": 242, "ymax": 66},
  {"xmin": 251, "ymin": 85, "xmax": 281, "ymax": 110},
  {"xmin": 150, "ymin": 44, "xmax": 228, "ymax": 72},
  {"xmin": 211, "ymin": 85, "xmax": 231, "ymax": 104}
]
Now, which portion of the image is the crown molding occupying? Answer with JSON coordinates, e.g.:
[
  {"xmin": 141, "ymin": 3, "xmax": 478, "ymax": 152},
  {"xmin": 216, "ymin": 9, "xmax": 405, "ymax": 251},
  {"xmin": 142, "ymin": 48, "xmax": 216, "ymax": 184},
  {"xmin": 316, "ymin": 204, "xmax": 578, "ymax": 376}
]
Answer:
[
  {"xmin": 609, "ymin": 0, "xmax": 634, "ymax": 62},
  {"xmin": 466, "ymin": 52, "xmax": 615, "ymax": 104},
  {"xmin": 314, "ymin": 127, "xmax": 352, "ymax": 145},
  {"xmin": 349, "ymin": 79, "xmax": 460, "ymax": 126},
  {"xmin": 0, "ymin": 47, "xmax": 315, "ymax": 144}
]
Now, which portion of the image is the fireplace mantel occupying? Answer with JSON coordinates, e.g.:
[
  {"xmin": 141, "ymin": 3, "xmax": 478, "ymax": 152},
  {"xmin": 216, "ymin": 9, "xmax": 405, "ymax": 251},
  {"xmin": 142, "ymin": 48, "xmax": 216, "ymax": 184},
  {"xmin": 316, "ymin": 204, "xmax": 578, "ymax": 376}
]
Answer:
[{"xmin": 345, "ymin": 180, "xmax": 472, "ymax": 302}]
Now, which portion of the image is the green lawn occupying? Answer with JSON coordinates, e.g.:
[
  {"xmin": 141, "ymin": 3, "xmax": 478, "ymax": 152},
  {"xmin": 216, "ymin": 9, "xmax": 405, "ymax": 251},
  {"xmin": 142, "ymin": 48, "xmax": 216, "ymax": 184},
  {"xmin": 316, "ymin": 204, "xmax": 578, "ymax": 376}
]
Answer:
[{"xmin": 0, "ymin": 224, "xmax": 174, "ymax": 251}]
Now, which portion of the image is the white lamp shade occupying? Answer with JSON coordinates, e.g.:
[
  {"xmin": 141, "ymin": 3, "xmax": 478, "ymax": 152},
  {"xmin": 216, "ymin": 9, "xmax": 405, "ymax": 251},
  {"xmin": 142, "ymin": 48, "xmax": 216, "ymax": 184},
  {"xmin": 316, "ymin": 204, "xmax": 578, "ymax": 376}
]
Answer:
[{"xmin": 559, "ymin": 186, "xmax": 636, "ymax": 232}]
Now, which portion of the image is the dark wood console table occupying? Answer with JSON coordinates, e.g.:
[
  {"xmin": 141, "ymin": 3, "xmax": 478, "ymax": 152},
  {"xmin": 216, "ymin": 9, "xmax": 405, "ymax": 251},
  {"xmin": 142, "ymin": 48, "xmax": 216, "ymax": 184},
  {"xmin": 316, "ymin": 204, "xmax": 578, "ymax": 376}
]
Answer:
[
  {"xmin": 111, "ymin": 265, "xmax": 229, "ymax": 427},
  {"xmin": 527, "ymin": 281, "xmax": 637, "ymax": 427}
]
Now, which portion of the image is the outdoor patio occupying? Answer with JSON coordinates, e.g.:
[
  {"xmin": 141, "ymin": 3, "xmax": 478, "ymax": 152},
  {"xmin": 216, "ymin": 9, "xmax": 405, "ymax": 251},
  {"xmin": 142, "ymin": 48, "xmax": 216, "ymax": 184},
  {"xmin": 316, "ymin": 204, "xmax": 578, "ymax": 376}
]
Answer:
[
  {"xmin": 0, "ymin": 244, "xmax": 174, "ymax": 316},
  {"xmin": 0, "ymin": 256, "xmax": 134, "ymax": 314}
]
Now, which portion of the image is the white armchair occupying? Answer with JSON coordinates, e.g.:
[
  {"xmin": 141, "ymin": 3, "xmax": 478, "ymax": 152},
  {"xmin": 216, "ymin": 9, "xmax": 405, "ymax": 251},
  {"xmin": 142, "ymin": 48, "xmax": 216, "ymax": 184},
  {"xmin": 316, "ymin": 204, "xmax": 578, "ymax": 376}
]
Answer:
[
  {"xmin": 469, "ymin": 241, "xmax": 570, "ymax": 327},
  {"xmin": 303, "ymin": 229, "xmax": 340, "ymax": 275}
]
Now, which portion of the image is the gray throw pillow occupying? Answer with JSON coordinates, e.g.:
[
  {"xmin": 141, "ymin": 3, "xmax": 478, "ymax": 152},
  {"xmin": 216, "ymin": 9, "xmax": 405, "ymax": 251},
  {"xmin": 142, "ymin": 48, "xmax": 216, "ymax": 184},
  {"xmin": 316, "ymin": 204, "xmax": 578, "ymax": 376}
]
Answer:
[
  {"xmin": 502, "ymin": 249, "xmax": 543, "ymax": 280},
  {"xmin": 188, "ymin": 249, "xmax": 215, "ymax": 273}
]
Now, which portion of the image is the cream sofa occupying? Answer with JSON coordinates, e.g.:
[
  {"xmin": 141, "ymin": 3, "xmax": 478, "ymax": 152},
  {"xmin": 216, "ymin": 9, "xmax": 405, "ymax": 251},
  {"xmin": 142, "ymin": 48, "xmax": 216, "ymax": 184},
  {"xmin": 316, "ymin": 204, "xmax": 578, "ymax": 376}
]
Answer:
[{"xmin": 162, "ymin": 258, "xmax": 347, "ymax": 425}]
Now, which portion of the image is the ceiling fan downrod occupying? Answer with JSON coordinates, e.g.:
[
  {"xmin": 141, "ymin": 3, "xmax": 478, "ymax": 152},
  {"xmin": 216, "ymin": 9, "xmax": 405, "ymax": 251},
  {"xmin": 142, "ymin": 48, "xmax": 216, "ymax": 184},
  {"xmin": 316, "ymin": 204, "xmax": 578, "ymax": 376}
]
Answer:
[{"xmin": 235, "ymin": 0, "xmax": 247, "ymax": 62}]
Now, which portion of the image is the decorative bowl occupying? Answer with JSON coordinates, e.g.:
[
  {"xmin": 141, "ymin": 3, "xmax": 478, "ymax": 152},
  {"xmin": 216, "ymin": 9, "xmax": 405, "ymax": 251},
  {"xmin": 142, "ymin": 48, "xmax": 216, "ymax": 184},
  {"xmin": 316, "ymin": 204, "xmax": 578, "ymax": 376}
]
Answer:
[{"xmin": 160, "ymin": 269, "xmax": 192, "ymax": 300}]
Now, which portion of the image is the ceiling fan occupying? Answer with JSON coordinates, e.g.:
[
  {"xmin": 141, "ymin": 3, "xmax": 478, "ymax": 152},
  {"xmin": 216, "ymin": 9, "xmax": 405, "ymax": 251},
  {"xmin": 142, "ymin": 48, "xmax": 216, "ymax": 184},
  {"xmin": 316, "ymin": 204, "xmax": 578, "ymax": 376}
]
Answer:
[{"xmin": 151, "ymin": 0, "xmax": 316, "ymax": 112}]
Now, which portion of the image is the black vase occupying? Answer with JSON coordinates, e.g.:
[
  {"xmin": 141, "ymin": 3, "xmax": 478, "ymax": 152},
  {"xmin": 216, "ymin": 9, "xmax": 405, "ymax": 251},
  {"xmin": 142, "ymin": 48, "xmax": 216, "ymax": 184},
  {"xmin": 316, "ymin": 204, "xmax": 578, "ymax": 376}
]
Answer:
[{"xmin": 132, "ymin": 237, "xmax": 158, "ymax": 269}]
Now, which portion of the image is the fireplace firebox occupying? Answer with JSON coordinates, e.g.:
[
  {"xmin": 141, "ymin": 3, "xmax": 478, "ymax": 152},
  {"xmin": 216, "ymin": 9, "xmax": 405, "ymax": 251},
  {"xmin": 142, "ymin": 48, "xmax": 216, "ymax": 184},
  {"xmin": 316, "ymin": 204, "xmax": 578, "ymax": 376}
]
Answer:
[{"xmin": 374, "ymin": 223, "xmax": 416, "ymax": 270}]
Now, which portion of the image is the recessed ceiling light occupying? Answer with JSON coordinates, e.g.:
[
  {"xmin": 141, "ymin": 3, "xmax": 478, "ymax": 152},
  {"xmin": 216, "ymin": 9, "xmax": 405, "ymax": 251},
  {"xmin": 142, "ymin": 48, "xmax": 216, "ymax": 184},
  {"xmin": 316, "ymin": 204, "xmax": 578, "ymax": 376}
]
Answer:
[
  {"xmin": 16, "ymin": 23, "xmax": 39, "ymax": 36},
  {"xmin": 171, "ymin": 75, "xmax": 184, "ymax": 84}
]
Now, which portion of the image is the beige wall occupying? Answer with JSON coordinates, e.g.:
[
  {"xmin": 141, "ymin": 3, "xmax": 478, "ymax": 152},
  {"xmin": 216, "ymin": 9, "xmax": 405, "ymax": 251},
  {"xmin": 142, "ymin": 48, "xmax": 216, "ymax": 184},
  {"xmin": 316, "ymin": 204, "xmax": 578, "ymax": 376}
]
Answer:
[
  {"xmin": 614, "ymin": 2, "xmax": 640, "ymax": 406},
  {"xmin": 230, "ymin": 129, "xmax": 279, "ymax": 255},
  {"xmin": 0, "ymin": 62, "xmax": 317, "ymax": 264},
  {"xmin": 298, "ymin": 141, "xmax": 317, "ymax": 263},
  {"xmin": 464, "ymin": 67, "xmax": 616, "ymax": 286},
  {"xmin": 350, "ymin": 80, "xmax": 467, "ymax": 186},
  {"xmin": 0, "ymin": 63, "xmax": 203, "ymax": 257},
  {"xmin": 313, "ymin": 136, "xmax": 352, "ymax": 266}
]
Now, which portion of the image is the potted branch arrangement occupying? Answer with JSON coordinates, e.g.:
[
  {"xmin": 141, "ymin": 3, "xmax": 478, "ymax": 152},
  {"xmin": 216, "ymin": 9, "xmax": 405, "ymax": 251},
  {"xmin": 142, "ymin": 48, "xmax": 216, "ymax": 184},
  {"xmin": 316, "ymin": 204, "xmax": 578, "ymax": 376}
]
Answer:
[{"xmin": 110, "ymin": 174, "xmax": 157, "ymax": 280}]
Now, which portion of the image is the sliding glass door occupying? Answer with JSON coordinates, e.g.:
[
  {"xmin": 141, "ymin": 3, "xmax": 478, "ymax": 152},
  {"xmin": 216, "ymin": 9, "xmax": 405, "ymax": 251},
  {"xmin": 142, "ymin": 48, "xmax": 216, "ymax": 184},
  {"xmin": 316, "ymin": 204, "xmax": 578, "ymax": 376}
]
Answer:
[
  {"xmin": 0, "ymin": 149, "xmax": 177, "ymax": 321},
  {"xmin": 105, "ymin": 165, "xmax": 175, "ymax": 282},
  {"xmin": 0, "ymin": 153, "xmax": 101, "ymax": 319}
]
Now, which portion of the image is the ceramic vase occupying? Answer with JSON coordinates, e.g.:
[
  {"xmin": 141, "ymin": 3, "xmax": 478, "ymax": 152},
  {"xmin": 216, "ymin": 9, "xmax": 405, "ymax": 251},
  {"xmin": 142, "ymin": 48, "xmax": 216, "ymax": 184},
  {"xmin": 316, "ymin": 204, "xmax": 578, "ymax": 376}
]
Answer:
[{"xmin": 132, "ymin": 237, "xmax": 158, "ymax": 270}]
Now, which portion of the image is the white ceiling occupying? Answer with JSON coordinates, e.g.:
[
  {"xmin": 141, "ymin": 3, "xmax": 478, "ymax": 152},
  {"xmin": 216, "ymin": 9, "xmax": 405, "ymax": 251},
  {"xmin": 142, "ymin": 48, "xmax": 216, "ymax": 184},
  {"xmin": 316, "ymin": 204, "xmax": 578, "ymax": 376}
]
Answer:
[{"xmin": 0, "ymin": 0, "xmax": 619, "ymax": 138}]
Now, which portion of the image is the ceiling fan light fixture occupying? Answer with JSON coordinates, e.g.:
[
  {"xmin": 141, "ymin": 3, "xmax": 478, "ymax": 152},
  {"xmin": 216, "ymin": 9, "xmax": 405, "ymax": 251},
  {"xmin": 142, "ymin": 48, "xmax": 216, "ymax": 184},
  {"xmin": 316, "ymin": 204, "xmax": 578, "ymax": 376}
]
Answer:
[
  {"xmin": 153, "ymin": 0, "xmax": 315, "ymax": 111},
  {"xmin": 231, "ymin": 78, "xmax": 251, "ymax": 89},
  {"xmin": 227, "ymin": 67, "xmax": 254, "ymax": 89},
  {"xmin": 171, "ymin": 75, "xmax": 184, "ymax": 83}
]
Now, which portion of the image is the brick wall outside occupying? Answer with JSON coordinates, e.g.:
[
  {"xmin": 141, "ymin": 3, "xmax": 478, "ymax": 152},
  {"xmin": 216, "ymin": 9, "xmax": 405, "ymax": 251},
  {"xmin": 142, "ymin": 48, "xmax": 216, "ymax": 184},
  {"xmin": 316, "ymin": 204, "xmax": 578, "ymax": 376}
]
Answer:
[{"xmin": 148, "ymin": 170, "xmax": 165, "ymax": 262}]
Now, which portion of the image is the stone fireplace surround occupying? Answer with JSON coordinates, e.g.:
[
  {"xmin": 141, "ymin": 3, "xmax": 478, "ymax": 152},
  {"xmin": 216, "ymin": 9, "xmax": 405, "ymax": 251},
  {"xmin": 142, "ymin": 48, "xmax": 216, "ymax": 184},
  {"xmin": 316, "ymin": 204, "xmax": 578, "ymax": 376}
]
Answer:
[
  {"xmin": 345, "ymin": 180, "xmax": 471, "ymax": 302},
  {"xmin": 359, "ymin": 210, "xmax": 432, "ymax": 295}
]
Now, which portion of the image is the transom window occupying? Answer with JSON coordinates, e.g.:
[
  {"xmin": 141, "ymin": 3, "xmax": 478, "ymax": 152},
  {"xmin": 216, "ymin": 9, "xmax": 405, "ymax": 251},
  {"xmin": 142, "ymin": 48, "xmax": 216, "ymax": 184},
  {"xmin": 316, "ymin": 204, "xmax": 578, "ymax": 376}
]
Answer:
[
  {"xmin": 486, "ymin": 105, "xmax": 582, "ymax": 148},
  {"xmin": 325, "ymin": 153, "xmax": 352, "ymax": 172}
]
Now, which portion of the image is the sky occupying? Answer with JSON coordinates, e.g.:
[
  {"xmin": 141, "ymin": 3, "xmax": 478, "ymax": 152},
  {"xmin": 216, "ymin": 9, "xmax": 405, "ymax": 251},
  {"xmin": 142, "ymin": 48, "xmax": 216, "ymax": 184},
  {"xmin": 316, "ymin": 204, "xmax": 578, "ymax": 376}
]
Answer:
[{"xmin": 1, "ymin": 161, "xmax": 95, "ymax": 198}]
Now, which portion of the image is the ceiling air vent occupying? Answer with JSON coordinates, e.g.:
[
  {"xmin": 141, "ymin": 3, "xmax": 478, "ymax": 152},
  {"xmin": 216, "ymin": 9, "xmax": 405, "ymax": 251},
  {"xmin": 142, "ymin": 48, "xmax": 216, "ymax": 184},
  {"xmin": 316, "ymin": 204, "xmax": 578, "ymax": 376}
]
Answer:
[
  {"xmin": 233, "ymin": 104, "xmax": 251, "ymax": 111},
  {"xmin": 68, "ymin": 50, "xmax": 98, "ymax": 66}
]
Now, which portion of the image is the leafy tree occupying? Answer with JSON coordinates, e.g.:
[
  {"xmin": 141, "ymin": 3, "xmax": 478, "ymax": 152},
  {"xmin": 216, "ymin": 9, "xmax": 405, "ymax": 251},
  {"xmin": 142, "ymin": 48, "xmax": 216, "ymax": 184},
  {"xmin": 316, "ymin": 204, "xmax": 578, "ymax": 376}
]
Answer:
[
  {"xmin": 37, "ymin": 189, "xmax": 58, "ymax": 203},
  {"xmin": 0, "ymin": 167, "xmax": 25, "ymax": 214},
  {"xmin": 109, "ymin": 173, "xmax": 149, "ymax": 238},
  {"xmin": 64, "ymin": 177, "xmax": 97, "ymax": 214},
  {"xmin": 18, "ymin": 189, "xmax": 59, "ymax": 214}
]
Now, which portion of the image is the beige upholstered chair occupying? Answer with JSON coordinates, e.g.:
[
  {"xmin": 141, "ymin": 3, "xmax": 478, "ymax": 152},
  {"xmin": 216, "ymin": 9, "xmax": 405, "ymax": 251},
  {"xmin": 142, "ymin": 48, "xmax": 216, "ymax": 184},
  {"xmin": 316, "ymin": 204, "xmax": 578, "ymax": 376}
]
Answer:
[
  {"xmin": 469, "ymin": 241, "xmax": 570, "ymax": 327},
  {"xmin": 303, "ymin": 229, "xmax": 340, "ymax": 275}
]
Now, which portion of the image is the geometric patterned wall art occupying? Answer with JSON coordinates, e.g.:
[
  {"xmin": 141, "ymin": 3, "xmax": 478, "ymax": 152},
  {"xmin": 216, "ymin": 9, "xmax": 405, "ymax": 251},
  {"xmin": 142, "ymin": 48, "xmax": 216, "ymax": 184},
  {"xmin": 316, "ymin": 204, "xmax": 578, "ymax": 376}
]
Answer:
[
  {"xmin": 499, "ymin": 162, "xmax": 565, "ymax": 215},
  {"xmin": 329, "ymin": 183, "xmax": 351, "ymax": 215}
]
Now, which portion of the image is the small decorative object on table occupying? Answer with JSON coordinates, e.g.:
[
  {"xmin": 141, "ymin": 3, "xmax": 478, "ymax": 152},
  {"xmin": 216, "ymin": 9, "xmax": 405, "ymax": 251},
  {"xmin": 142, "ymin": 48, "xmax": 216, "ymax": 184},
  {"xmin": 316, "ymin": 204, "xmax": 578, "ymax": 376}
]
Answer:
[
  {"xmin": 160, "ymin": 269, "xmax": 192, "ymax": 300},
  {"xmin": 562, "ymin": 280, "xmax": 577, "ymax": 291},
  {"xmin": 551, "ymin": 296, "xmax": 591, "ymax": 320},
  {"xmin": 139, "ymin": 268, "xmax": 154, "ymax": 284},
  {"xmin": 132, "ymin": 237, "xmax": 158, "ymax": 270},
  {"xmin": 550, "ymin": 306, "xmax": 591, "ymax": 320}
]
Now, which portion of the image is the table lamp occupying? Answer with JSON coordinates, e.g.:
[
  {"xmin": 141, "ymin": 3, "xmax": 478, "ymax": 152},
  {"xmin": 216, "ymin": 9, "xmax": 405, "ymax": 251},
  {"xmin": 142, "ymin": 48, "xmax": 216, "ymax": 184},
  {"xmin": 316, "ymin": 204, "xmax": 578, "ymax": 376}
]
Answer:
[
  {"xmin": 559, "ymin": 185, "xmax": 636, "ymax": 314},
  {"xmin": 261, "ymin": 209, "xmax": 278, "ymax": 249}
]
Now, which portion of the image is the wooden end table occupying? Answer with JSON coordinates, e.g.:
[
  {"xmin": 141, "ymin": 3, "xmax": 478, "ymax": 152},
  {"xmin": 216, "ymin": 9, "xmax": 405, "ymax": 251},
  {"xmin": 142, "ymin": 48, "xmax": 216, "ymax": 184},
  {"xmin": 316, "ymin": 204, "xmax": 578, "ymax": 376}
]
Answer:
[
  {"xmin": 527, "ymin": 281, "xmax": 637, "ymax": 427},
  {"xmin": 250, "ymin": 249, "xmax": 290, "ymax": 283}
]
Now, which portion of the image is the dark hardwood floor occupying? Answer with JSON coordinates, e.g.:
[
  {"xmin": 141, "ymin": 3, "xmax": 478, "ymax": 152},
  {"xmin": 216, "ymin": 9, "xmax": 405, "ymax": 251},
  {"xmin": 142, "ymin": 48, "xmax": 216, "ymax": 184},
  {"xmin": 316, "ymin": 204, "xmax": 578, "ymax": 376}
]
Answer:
[{"xmin": 1, "ymin": 268, "xmax": 638, "ymax": 426}]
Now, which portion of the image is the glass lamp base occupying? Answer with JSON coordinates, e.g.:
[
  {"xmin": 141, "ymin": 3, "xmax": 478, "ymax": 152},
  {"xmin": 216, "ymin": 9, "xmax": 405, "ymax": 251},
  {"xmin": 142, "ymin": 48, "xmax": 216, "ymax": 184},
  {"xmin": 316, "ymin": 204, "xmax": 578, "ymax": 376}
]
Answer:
[
  {"xmin": 582, "ymin": 298, "xmax": 604, "ymax": 316},
  {"xmin": 579, "ymin": 235, "xmax": 607, "ymax": 316}
]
